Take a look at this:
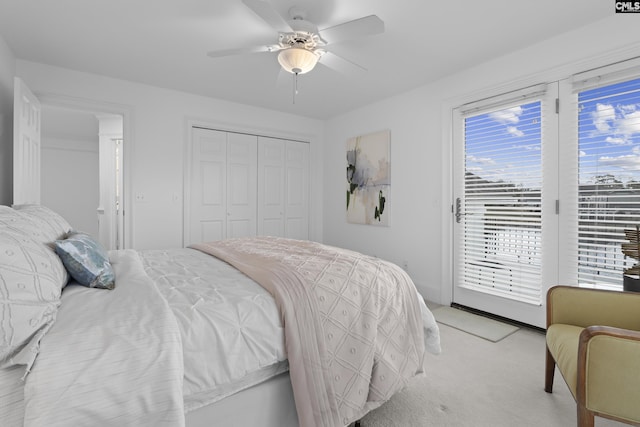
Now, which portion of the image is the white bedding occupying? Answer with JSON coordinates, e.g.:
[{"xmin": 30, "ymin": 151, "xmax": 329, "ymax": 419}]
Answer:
[
  {"xmin": 22, "ymin": 250, "xmax": 185, "ymax": 427},
  {"xmin": 138, "ymin": 248, "xmax": 288, "ymax": 411},
  {"xmin": 193, "ymin": 237, "xmax": 441, "ymax": 427},
  {"xmin": 1, "ymin": 244, "xmax": 439, "ymax": 427}
]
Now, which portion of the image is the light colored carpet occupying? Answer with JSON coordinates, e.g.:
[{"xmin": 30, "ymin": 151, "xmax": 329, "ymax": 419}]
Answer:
[
  {"xmin": 431, "ymin": 306, "xmax": 519, "ymax": 342},
  {"xmin": 359, "ymin": 314, "xmax": 626, "ymax": 427}
]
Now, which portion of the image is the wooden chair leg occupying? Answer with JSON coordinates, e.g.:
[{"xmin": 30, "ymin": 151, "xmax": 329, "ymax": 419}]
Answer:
[
  {"xmin": 577, "ymin": 404, "xmax": 594, "ymax": 427},
  {"xmin": 545, "ymin": 346, "xmax": 555, "ymax": 393}
]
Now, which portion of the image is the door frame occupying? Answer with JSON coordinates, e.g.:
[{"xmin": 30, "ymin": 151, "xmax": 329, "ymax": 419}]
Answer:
[
  {"xmin": 439, "ymin": 46, "xmax": 640, "ymax": 318},
  {"xmin": 36, "ymin": 92, "xmax": 134, "ymax": 249}
]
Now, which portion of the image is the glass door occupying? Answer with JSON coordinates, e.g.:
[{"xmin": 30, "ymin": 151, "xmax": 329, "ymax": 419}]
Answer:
[{"xmin": 452, "ymin": 83, "xmax": 558, "ymax": 328}]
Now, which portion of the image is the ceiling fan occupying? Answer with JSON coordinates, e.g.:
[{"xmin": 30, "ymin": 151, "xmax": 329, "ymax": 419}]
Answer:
[{"xmin": 207, "ymin": 0, "xmax": 385, "ymax": 78}]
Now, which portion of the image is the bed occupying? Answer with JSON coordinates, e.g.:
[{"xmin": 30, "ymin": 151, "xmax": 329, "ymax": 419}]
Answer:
[{"xmin": 0, "ymin": 204, "xmax": 440, "ymax": 427}]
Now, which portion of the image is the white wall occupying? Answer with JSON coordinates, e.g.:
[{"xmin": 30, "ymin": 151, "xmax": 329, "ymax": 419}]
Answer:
[
  {"xmin": 16, "ymin": 60, "xmax": 325, "ymax": 249},
  {"xmin": 323, "ymin": 15, "xmax": 640, "ymax": 303},
  {"xmin": 41, "ymin": 106, "xmax": 100, "ymax": 238},
  {"xmin": 41, "ymin": 138, "xmax": 100, "ymax": 237},
  {"xmin": 0, "ymin": 35, "xmax": 15, "ymax": 206}
]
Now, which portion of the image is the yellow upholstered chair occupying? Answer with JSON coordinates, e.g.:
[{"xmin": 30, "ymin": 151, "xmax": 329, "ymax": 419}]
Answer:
[{"xmin": 545, "ymin": 285, "xmax": 640, "ymax": 427}]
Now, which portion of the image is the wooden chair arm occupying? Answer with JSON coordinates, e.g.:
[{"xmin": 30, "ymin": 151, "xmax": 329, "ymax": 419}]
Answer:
[
  {"xmin": 576, "ymin": 326, "xmax": 640, "ymax": 425},
  {"xmin": 546, "ymin": 285, "xmax": 640, "ymax": 330}
]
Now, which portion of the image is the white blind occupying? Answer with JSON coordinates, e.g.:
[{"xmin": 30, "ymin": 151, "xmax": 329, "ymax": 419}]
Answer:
[
  {"xmin": 571, "ymin": 56, "xmax": 640, "ymax": 93},
  {"xmin": 575, "ymin": 75, "xmax": 640, "ymax": 289},
  {"xmin": 460, "ymin": 98, "xmax": 544, "ymax": 304},
  {"xmin": 460, "ymin": 83, "xmax": 548, "ymax": 116}
]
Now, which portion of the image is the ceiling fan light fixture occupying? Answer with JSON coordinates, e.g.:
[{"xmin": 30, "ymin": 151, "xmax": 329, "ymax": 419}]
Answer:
[{"xmin": 277, "ymin": 47, "xmax": 319, "ymax": 74}]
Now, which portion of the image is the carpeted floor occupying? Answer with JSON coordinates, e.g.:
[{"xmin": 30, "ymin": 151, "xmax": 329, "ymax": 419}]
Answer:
[{"xmin": 358, "ymin": 305, "xmax": 627, "ymax": 427}]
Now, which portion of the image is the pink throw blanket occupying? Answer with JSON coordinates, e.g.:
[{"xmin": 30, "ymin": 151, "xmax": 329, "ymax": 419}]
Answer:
[{"xmin": 191, "ymin": 237, "xmax": 426, "ymax": 427}]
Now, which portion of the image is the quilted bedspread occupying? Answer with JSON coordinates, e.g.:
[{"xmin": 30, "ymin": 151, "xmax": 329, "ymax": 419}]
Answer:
[
  {"xmin": 21, "ymin": 250, "xmax": 185, "ymax": 427},
  {"xmin": 191, "ymin": 237, "xmax": 439, "ymax": 427}
]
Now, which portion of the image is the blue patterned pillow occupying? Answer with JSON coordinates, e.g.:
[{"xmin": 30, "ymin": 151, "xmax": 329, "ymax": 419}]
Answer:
[{"xmin": 54, "ymin": 232, "xmax": 115, "ymax": 290}]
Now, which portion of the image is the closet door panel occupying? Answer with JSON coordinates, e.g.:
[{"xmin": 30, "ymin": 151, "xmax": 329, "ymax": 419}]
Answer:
[
  {"xmin": 285, "ymin": 141, "xmax": 309, "ymax": 240},
  {"xmin": 258, "ymin": 137, "xmax": 286, "ymax": 236},
  {"xmin": 226, "ymin": 132, "xmax": 257, "ymax": 238},
  {"xmin": 199, "ymin": 220, "xmax": 224, "ymax": 242},
  {"xmin": 189, "ymin": 129, "xmax": 309, "ymax": 245},
  {"xmin": 190, "ymin": 128, "xmax": 227, "ymax": 245}
]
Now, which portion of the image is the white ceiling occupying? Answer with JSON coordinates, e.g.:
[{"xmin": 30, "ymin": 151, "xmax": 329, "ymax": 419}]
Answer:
[{"xmin": 0, "ymin": 0, "xmax": 611, "ymax": 119}]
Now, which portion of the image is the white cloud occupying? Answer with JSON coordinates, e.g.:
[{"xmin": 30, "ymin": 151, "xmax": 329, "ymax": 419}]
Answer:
[
  {"xmin": 507, "ymin": 126, "xmax": 524, "ymax": 137},
  {"xmin": 591, "ymin": 103, "xmax": 615, "ymax": 133},
  {"xmin": 467, "ymin": 155, "xmax": 495, "ymax": 165},
  {"xmin": 605, "ymin": 136, "xmax": 630, "ymax": 145},
  {"xmin": 591, "ymin": 103, "xmax": 640, "ymax": 141},
  {"xmin": 599, "ymin": 154, "xmax": 640, "ymax": 171},
  {"xmin": 618, "ymin": 110, "xmax": 640, "ymax": 136},
  {"xmin": 579, "ymin": 150, "xmax": 586, "ymax": 157},
  {"xmin": 489, "ymin": 106, "xmax": 523, "ymax": 124}
]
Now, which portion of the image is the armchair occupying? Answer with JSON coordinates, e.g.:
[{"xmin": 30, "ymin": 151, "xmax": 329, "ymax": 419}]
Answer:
[{"xmin": 545, "ymin": 285, "xmax": 640, "ymax": 427}]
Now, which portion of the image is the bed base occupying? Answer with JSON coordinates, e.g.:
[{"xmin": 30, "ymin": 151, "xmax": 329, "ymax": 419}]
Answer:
[{"xmin": 185, "ymin": 371, "xmax": 364, "ymax": 427}]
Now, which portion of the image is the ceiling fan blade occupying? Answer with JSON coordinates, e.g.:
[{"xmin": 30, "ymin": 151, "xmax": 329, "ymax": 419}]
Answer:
[
  {"xmin": 242, "ymin": 0, "xmax": 292, "ymax": 33},
  {"xmin": 319, "ymin": 15, "xmax": 384, "ymax": 45},
  {"xmin": 319, "ymin": 51, "xmax": 367, "ymax": 76},
  {"xmin": 207, "ymin": 45, "xmax": 281, "ymax": 58}
]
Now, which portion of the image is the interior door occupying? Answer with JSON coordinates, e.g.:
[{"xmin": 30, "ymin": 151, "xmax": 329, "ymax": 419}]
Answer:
[
  {"xmin": 13, "ymin": 77, "xmax": 41, "ymax": 205},
  {"xmin": 452, "ymin": 83, "xmax": 558, "ymax": 328}
]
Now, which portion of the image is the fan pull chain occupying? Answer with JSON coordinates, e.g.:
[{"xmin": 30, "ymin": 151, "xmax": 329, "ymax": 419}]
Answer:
[{"xmin": 292, "ymin": 72, "xmax": 300, "ymax": 104}]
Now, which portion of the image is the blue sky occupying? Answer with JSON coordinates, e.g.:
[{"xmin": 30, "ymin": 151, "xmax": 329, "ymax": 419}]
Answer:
[
  {"xmin": 464, "ymin": 77, "xmax": 640, "ymax": 188},
  {"xmin": 579, "ymin": 77, "xmax": 640, "ymax": 184},
  {"xmin": 464, "ymin": 101, "xmax": 542, "ymax": 189}
]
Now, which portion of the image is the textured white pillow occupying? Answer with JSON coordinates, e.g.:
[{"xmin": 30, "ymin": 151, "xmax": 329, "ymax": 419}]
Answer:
[
  {"xmin": 0, "ymin": 206, "xmax": 67, "ymax": 372},
  {"xmin": 12, "ymin": 204, "xmax": 72, "ymax": 243}
]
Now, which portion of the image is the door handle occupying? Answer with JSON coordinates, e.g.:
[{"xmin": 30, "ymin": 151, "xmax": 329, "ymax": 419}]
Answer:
[
  {"xmin": 455, "ymin": 198, "xmax": 462, "ymax": 223},
  {"xmin": 455, "ymin": 197, "xmax": 473, "ymax": 223}
]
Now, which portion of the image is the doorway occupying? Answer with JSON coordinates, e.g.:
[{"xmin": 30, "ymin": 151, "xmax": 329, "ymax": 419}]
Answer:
[{"xmin": 40, "ymin": 105, "xmax": 124, "ymax": 249}]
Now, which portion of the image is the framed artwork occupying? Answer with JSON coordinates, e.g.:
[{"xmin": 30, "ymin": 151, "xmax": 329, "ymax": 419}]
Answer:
[{"xmin": 346, "ymin": 130, "xmax": 390, "ymax": 226}]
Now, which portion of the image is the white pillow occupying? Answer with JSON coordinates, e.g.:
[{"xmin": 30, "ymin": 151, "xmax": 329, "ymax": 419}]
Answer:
[
  {"xmin": 12, "ymin": 204, "xmax": 72, "ymax": 243},
  {"xmin": 0, "ymin": 206, "xmax": 67, "ymax": 373}
]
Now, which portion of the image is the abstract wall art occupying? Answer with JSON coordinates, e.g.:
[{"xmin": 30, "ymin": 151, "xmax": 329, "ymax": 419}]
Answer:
[{"xmin": 346, "ymin": 129, "xmax": 390, "ymax": 226}]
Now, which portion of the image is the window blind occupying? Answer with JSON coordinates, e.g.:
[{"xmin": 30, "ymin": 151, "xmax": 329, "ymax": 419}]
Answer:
[
  {"xmin": 571, "ymin": 56, "xmax": 640, "ymax": 94},
  {"xmin": 575, "ymin": 75, "xmax": 640, "ymax": 289},
  {"xmin": 460, "ymin": 98, "xmax": 544, "ymax": 304}
]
